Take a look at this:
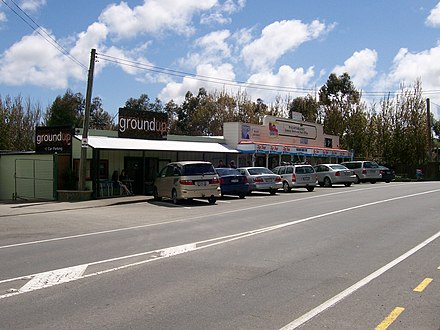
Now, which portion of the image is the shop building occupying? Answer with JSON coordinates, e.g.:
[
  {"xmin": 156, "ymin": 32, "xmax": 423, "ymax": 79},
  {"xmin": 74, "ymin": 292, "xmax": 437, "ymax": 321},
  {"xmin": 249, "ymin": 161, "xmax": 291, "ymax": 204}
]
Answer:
[{"xmin": 0, "ymin": 110, "xmax": 351, "ymax": 201}]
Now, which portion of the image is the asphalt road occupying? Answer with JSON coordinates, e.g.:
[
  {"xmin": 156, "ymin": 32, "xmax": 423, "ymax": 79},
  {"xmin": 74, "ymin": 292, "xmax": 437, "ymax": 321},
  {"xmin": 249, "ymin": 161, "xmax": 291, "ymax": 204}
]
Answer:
[{"xmin": 0, "ymin": 182, "xmax": 439, "ymax": 329}]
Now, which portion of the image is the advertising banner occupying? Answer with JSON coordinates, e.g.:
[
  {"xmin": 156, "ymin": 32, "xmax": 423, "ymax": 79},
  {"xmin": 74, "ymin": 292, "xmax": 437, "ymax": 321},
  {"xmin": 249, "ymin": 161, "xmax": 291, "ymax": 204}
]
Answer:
[
  {"xmin": 118, "ymin": 108, "xmax": 168, "ymax": 140},
  {"xmin": 35, "ymin": 126, "xmax": 73, "ymax": 154}
]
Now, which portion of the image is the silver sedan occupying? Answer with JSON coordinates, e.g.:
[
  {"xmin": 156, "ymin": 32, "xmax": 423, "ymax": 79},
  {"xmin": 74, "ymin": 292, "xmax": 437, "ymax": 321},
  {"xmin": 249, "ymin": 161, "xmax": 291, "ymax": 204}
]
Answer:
[
  {"xmin": 314, "ymin": 164, "xmax": 356, "ymax": 187},
  {"xmin": 237, "ymin": 167, "xmax": 282, "ymax": 195}
]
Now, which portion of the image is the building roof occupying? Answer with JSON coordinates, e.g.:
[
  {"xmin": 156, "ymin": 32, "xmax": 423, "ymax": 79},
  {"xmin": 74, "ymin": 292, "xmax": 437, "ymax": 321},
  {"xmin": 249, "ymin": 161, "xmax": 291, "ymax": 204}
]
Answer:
[{"xmin": 76, "ymin": 135, "xmax": 238, "ymax": 153}]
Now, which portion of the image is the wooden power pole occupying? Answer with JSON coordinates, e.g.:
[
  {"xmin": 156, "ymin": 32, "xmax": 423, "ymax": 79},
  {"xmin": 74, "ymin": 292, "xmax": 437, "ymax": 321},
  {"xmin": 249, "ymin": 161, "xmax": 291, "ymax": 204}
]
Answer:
[
  {"xmin": 78, "ymin": 48, "xmax": 96, "ymax": 191},
  {"xmin": 426, "ymin": 98, "xmax": 433, "ymax": 161}
]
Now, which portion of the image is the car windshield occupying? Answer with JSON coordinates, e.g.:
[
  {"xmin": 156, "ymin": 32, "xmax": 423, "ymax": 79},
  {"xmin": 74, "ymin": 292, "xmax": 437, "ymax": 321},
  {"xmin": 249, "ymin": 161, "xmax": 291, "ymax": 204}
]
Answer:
[
  {"xmin": 248, "ymin": 168, "xmax": 273, "ymax": 175},
  {"xmin": 216, "ymin": 168, "xmax": 241, "ymax": 176},
  {"xmin": 364, "ymin": 161, "xmax": 379, "ymax": 168},
  {"xmin": 182, "ymin": 163, "xmax": 215, "ymax": 175}
]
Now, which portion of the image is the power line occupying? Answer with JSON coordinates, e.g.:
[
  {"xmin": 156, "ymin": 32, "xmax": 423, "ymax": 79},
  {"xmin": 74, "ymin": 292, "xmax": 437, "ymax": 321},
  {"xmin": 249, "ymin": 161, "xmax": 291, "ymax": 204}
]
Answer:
[
  {"xmin": 1, "ymin": 0, "xmax": 87, "ymax": 70},
  {"xmin": 97, "ymin": 52, "xmax": 317, "ymax": 95}
]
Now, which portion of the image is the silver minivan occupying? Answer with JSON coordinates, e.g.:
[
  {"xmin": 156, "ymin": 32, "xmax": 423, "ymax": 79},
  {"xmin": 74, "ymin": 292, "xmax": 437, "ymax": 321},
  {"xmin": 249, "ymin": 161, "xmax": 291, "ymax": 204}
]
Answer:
[
  {"xmin": 340, "ymin": 160, "xmax": 382, "ymax": 184},
  {"xmin": 272, "ymin": 164, "xmax": 317, "ymax": 192},
  {"xmin": 153, "ymin": 161, "xmax": 220, "ymax": 204}
]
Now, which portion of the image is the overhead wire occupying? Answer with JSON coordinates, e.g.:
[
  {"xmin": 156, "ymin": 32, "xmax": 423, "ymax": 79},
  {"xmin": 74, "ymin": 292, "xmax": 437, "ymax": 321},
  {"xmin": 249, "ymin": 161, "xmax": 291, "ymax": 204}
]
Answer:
[{"xmin": 0, "ymin": 0, "xmax": 88, "ymax": 70}]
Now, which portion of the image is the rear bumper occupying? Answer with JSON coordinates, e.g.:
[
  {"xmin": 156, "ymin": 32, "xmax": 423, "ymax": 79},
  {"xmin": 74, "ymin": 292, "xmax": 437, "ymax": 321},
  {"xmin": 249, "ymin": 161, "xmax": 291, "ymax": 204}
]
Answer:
[{"xmin": 179, "ymin": 187, "xmax": 221, "ymax": 199}]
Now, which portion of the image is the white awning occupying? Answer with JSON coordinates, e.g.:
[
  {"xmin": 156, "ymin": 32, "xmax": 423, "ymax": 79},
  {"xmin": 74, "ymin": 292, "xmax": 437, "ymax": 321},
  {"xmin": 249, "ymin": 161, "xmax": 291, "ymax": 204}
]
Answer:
[{"xmin": 76, "ymin": 135, "xmax": 238, "ymax": 153}]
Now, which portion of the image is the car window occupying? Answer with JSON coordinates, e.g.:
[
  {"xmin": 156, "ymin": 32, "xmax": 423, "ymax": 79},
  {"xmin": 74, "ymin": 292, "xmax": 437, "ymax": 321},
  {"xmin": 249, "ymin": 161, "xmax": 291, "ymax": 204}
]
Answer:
[
  {"xmin": 364, "ymin": 161, "xmax": 379, "ymax": 168},
  {"xmin": 286, "ymin": 167, "xmax": 293, "ymax": 174},
  {"xmin": 279, "ymin": 167, "xmax": 286, "ymax": 175},
  {"xmin": 329, "ymin": 165, "xmax": 347, "ymax": 170},
  {"xmin": 182, "ymin": 163, "xmax": 215, "ymax": 175},
  {"xmin": 303, "ymin": 166, "xmax": 315, "ymax": 174},
  {"xmin": 272, "ymin": 167, "xmax": 280, "ymax": 174},
  {"xmin": 248, "ymin": 168, "xmax": 273, "ymax": 175},
  {"xmin": 296, "ymin": 167, "xmax": 305, "ymax": 174},
  {"xmin": 216, "ymin": 168, "xmax": 240, "ymax": 176},
  {"xmin": 165, "ymin": 165, "xmax": 175, "ymax": 177}
]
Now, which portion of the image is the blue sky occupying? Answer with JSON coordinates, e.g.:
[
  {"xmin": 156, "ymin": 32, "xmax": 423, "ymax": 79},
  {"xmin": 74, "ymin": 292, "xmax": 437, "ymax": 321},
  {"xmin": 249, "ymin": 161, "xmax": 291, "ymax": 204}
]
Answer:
[{"xmin": 1, "ymin": 0, "xmax": 440, "ymax": 120}]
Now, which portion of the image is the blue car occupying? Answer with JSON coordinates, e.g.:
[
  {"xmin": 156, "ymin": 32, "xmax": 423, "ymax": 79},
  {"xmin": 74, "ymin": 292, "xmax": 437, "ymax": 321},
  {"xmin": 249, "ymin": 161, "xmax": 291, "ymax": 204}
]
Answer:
[{"xmin": 215, "ymin": 168, "xmax": 249, "ymax": 198}]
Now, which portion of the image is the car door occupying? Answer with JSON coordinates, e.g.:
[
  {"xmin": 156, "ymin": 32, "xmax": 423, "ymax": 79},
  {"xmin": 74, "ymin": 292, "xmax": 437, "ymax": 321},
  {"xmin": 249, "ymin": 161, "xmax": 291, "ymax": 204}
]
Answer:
[{"xmin": 156, "ymin": 164, "xmax": 177, "ymax": 198}]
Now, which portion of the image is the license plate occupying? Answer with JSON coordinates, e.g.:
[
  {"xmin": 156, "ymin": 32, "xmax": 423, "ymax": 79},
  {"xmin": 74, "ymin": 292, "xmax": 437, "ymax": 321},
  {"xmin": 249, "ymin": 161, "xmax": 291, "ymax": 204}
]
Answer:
[
  {"xmin": 231, "ymin": 179, "xmax": 239, "ymax": 183},
  {"xmin": 197, "ymin": 181, "xmax": 208, "ymax": 186},
  {"xmin": 303, "ymin": 176, "xmax": 310, "ymax": 181}
]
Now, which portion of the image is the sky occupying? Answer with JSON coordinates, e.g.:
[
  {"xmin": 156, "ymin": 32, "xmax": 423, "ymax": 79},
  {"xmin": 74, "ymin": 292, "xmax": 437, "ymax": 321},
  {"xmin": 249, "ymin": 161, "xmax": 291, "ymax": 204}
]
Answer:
[{"xmin": 1, "ymin": 0, "xmax": 440, "ymax": 121}]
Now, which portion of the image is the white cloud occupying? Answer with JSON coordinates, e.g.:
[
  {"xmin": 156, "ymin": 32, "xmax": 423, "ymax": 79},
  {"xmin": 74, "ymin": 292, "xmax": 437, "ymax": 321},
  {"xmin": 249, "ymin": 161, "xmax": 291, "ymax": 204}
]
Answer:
[
  {"xmin": 19, "ymin": 0, "xmax": 46, "ymax": 12},
  {"xmin": 245, "ymin": 65, "xmax": 315, "ymax": 101},
  {"xmin": 0, "ymin": 11, "xmax": 6, "ymax": 24},
  {"xmin": 0, "ymin": 30, "xmax": 75, "ymax": 88},
  {"xmin": 383, "ymin": 46, "xmax": 440, "ymax": 89},
  {"xmin": 200, "ymin": 0, "xmax": 246, "ymax": 25},
  {"xmin": 99, "ymin": 0, "xmax": 217, "ymax": 39},
  {"xmin": 159, "ymin": 63, "xmax": 237, "ymax": 103},
  {"xmin": 333, "ymin": 49, "xmax": 378, "ymax": 87},
  {"xmin": 241, "ymin": 19, "xmax": 333, "ymax": 71},
  {"xmin": 426, "ymin": 2, "xmax": 440, "ymax": 27}
]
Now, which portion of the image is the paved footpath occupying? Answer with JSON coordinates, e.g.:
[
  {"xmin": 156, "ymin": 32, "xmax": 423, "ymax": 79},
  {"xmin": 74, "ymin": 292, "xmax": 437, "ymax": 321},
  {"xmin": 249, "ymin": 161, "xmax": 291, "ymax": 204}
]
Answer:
[{"xmin": 0, "ymin": 195, "xmax": 151, "ymax": 217}]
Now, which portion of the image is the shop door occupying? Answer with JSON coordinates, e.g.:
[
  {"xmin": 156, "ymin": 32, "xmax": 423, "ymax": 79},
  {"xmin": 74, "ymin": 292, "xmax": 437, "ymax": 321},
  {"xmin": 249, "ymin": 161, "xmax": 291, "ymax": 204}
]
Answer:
[{"xmin": 124, "ymin": 157, "xmax": 143, "ymax": 195}]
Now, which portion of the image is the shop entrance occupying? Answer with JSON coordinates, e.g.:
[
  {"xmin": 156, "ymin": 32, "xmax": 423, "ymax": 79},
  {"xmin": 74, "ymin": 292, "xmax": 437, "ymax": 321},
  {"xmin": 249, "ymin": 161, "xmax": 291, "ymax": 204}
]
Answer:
[{"xmin": 124, "ymin": 156, "xmax": 159, "ymax": 195}]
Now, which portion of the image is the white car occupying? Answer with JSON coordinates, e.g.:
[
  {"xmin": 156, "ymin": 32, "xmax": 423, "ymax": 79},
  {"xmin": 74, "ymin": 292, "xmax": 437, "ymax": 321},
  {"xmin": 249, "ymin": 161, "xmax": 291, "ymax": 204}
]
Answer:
[
  {"xmin": 272, "ymin": 164, "xmax": 317, "ymax": 192},
  {"xmin": 237, "ymin": 167, "xmax": 282, "ymax": 195},
  {"xmin": 314, "ymin": 164, "xmax": 356, "ymax": 187},
  {"xmin": 340, "ymin": 160, "xmax": 382, "ymax": 184}
]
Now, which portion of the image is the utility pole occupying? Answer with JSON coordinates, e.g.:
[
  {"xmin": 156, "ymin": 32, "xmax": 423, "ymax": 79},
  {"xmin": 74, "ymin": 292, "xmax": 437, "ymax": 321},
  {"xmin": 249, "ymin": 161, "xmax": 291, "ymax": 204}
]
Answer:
[
  {"xmin": 78, "ymin": 48, "xmax": 96, "ymax": 191},
  {"xmin": 426, "ymin": 98, "xmax": 433, "ymax": 161}
]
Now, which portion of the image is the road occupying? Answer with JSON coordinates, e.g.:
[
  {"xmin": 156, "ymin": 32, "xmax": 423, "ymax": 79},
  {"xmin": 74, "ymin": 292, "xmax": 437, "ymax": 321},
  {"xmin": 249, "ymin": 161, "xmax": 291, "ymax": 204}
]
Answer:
[{"xmin": 0, "ymin": 182, "xmax": 439, "ymax": 329}]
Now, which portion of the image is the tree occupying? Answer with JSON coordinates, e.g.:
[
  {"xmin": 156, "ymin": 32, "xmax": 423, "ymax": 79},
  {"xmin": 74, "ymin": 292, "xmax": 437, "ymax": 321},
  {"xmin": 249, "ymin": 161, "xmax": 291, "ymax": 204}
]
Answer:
[
  {"xmin": 45, "ymin": 89, "xmax": 84, "ymax": 127},
  {"xmin": 0, "ymin": 95, "xmax": 42, "ymax": 151},
  {"xmin": 124, "ymin": 94, "xmax": 163, "ymax": 112},
  {"xmin": 89, "ymin": 97, "xmax": 115, "ymax": 130},
  {"xmin": 319, "ymin": 73, "xmax": 367, "ymax": 155},
  {"xmin": 288, "ymin": 95, "xmax": 320, "ymax": 122}
]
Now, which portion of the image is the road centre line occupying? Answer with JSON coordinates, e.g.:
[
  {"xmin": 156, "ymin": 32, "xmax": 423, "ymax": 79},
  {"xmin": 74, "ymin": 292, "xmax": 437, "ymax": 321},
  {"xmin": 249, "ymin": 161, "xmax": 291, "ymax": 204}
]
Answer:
[
  {"xmin": 1, "ymin": 189, "xmax": 439, "ymax": 301},
  {"xmin": 413, "ymin": 278, "xmax": 433, "ymax": 292},
  {"xmin": 0, "ymin": 184, "xmax": 419, "ymax": 250},
  {"xmin": 374, "ymin": 307, "xmax": 405, "ymax": 330}
]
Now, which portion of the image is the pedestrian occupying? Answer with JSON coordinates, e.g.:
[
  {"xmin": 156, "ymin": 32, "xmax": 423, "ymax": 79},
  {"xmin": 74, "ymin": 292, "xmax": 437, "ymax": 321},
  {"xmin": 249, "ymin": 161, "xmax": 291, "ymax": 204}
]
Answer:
[
  {"xmin": 229, "ymin": 160, "xmax": 236, "ymax": 168},
  {"xmin": 218, "ymin": 160, "xmax": 226, "ymax": 168}
]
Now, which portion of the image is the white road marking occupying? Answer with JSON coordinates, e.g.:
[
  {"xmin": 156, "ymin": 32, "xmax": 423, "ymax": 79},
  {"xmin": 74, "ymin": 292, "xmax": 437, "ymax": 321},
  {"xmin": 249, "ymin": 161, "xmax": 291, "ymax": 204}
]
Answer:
[
  {"xmin": 20, "ymin": 265, "xmax": 87, "ymax": 293},
  {"xmin": 279, "ymin": 230, "xmax": 440, "ymax": 330},
  {"xmin": 0, "ymin": 188, "xmax": 438, "ymax": 300}
]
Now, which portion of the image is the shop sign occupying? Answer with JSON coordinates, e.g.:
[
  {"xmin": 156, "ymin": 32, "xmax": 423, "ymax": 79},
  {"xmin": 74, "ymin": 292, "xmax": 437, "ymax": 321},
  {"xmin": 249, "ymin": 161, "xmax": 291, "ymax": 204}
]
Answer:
[
  {"xmin": 118, "ymin": 108, "xmax": 168, "ymax": 140},
  {"xmin": 256, "ymin": 144, "xmax": 269, "ymax": 154},
  {"xmin": 272, "ymin": 118, "xmax": 317, "ymax": 139},
  {"xmin": 35, "ymin": 126, "xmax": 73, "ymax": 154},
  {"xmin": 270, "ymin": 145, "xmax": 282, "ymax": 154}
]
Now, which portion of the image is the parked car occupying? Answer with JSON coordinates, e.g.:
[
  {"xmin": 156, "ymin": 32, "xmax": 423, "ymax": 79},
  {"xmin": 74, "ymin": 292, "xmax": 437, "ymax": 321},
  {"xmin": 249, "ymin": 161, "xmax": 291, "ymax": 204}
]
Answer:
[
  {"xmin": 215, "ymin": 167, "xmax": 249, "ymax": 198},
  {"xmin": 271, "ymin": 164, "xmax": 317, "ymax": 192},
  {"xmin": 314, "ymin": 164, "xmax": 356, "ymax": 187},
  {"xmin": 378, "ymin": 166, "xmax": 395, "ymax": 183},
  {"xmin": 340, "ymin": 160, "xmax": 382, "ymax": 184},
  {"xmin": 237, "ymin": 167, "xmax": 282, "ymax": 195},
  {"xmin": 153, "ymin": 161, "xmax": 220, "ymax": 204}
]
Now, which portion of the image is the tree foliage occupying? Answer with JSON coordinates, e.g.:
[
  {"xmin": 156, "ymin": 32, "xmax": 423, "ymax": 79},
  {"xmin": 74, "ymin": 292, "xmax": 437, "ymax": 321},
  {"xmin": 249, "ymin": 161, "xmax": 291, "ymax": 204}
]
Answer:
[
  {"xmin": 0, "ymin": 95, "xmax": 42, "ymax": 151},
  {"xmin": 44, "ymin": 89, "xmax": 84, "ymax": 127}
]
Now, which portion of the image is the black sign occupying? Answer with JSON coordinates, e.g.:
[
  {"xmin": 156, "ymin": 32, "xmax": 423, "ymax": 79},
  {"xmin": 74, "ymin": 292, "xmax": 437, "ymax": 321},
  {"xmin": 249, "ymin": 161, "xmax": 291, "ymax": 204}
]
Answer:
[
  {"xmin": 35, "ymin": 126, "xmax": 73, "ymax": 154},
  {"xmin": 118, "ymin": 108, "xmax": 168, "ymax": 140}
]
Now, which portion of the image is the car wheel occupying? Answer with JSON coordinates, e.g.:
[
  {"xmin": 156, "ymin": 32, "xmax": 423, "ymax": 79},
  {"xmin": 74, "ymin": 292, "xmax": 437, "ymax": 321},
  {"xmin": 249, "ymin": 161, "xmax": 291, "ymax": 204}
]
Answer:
[
  {"xmin": 269, "ymin": 189, "xmax": 277, "ymax": 195},
  {"xmin": 306, "ymin": 186, "xmax": 315, "ymax": 192},
  {"xmin": 239, "ymin": 193, "xmax": 246, "ymax": 199},
  {"xmin": 370, "ymin": 180, "xmax": 376, "ymax": 184},
  {"xmin": 385, "ymin": 180, "xmax": 390, "ymax": 183},
  {"xmin": 354, "ymin": 175, "xmax": 361, "ymax": 184},
  {"xmin": 344, "ymin": 182, "xmax": 352, "ymax": 187},
  {"xmin": 324, "ymin": 177, "xmax": 332, "ymax": 187},
  {"xmin": 208, "ymin": 196, "xmax": 216, "ymax": 204},
  {"xmin": 153, "ymin": 187, "xmax": 162, "ymax": 201},
  {"xmin": 282, "ymin": 181, "xmax": 291, "ymax": 192},
  {"xmin": 171, "ymin": 189, "xmax": 179, "ymax": 204}
]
